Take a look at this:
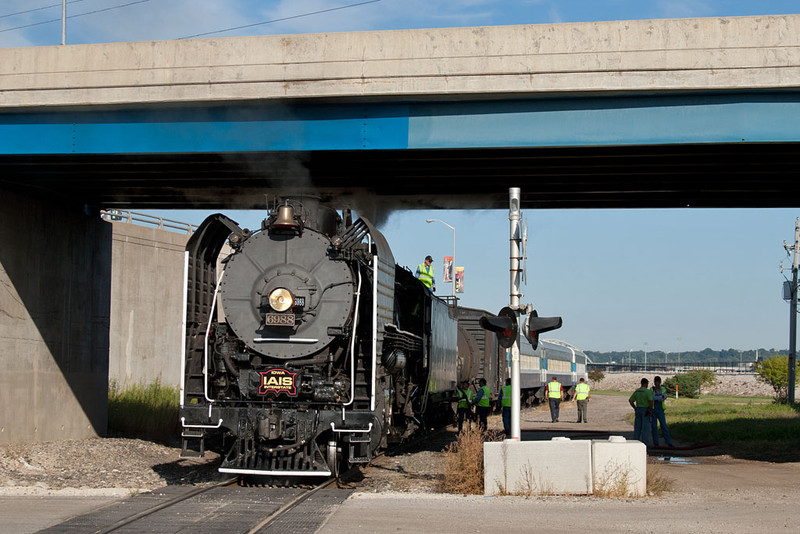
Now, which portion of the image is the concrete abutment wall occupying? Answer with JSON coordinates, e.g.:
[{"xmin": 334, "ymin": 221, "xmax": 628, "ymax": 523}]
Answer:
[
  {"xmin": 0, "ymin": 190, "xmax": 111, "ymax": 444},
  {"xmin": 0, "ymin": 193, "xmax": 192, "ymax": 445},
  {"xmin": 108, "ymin": 222, "xmax": 188, "ymax": 390}
]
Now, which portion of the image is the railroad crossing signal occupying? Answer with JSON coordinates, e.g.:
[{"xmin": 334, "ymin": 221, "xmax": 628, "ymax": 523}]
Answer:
[
  {"xmin": 481, "ymin": 307, "xmax": 562, "ymax": 349},
  {"xmin": 480, "ymin": 306, "xmax": 518, "ymax": 348},
  {"xmin": 522, "ymin": 310, "xmax": 563, "ymax": 349}
]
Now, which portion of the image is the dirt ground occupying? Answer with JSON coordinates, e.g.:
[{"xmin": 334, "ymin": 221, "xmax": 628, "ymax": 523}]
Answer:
[
  {"xmin": 1, "ymin": 379, "xmax": 799, "ymax": 533},
  {"xmin": 0, "ymin": 376, "xmax": 800, "ymax": 508},
  {"xmin": 336, "ymin": 392, "xmax": 800, "ymax": 533}
]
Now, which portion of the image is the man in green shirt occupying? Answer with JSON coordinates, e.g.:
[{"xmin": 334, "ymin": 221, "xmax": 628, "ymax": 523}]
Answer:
[{"xmin": 628, "ymin": 378, "xmax": 654, "ymax": 446}]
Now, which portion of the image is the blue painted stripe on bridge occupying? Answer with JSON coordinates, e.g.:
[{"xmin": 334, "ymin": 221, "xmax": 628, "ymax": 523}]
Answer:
[
  {"xmin": 407, "ymin": 94, "xmax": 800, "ymax": 148},
  {"xmin": 0, "ymin": 105, "xmax": 411, "ymax": 154},
  {"xmin": 1, "ymin": 93, "xmax": 799, "ymax": 155}
]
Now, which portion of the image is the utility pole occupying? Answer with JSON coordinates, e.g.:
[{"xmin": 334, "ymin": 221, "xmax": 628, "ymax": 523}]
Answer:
[
  {"xmin": 787, "ymin": 219, "xmax": 799, "ymax": 404},
  {"xmin": 61, "ymin": 0, "xmax": 67, "ymax": 45}
]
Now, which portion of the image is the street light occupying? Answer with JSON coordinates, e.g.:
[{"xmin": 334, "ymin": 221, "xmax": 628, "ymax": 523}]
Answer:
[
  {"xmin": 425, "ymin": 218, "xmax": 456, "ymax": 301},
  {"xmin": 644, "ymin": 342, "xmax": 648, "ymax": 371}
]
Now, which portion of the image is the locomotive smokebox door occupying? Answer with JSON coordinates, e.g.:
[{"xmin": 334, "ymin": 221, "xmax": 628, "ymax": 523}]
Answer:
[{"xmin": 221, "ymin": 229, "xmax": 355, "ymax": 360}]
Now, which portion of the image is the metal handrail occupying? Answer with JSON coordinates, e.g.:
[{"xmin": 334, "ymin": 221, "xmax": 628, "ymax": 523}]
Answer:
[{"xmin": 100, "ymin": 209, "xmax": 197, "ymax": 234}]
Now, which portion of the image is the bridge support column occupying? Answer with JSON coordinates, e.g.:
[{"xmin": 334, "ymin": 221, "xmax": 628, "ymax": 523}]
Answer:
[{"xmin": 0, "ymin": 189, "xmax": 112, "ymax": 444}]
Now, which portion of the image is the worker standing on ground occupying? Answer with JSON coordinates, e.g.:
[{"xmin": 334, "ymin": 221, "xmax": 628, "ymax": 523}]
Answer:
[
  {"xmin": 415, "ymin": 255, "xmax": 436, "ymax": 292},
  {"xmin": 575, "ymin": 377, "xmax": 591, "ymax": 423},
  {"xmin": 472, "ymin": 378, "xmax": 491, "ymax": 432},
  {"xmin": 455, "ymin": 380, "xmax": 473, "ymax": 433},
  {"xmin": 651, "ymin": 375, "xmax": 674, "ymax": 447},
  {"xmin": 629, "ymin": 377, "xmax": 654, "ymax": 446},
  {"xmin": 547, "ymin": 376, "xmax": 564, "ymax": 423},
  {"xmin": 497, "ymin": 378, "xmax": 512, "ymax": 437}
]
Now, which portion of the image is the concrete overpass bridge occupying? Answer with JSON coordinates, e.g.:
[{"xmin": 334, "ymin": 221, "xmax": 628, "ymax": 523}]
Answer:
[
  {"xmin": 1, "ymin": 14, "xmax": 799, "ymax": 444},
  {"xmin": 2, "ymin": 14, "xmax": 800, "ymax": 212}
]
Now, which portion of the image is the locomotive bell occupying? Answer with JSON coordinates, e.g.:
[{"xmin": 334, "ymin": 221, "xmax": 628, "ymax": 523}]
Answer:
[{"xmin": 274, "ymin": 204, "xmax": 299, "ymax": 229}]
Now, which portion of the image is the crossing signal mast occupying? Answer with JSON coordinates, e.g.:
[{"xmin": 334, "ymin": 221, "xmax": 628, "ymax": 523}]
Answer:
[
  {"xmin": 784, "ymin": 218, "xmax": 799, "ymax": 404},
  {"xmin": 480, "ymin": 188, "xmax": 562, "ymax": 440}
]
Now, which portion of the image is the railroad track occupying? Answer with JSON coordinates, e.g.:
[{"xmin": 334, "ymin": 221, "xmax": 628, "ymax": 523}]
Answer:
[
  {"xmin": 41, "ymin": 474, "xmax": 353, "ymax": 534},
  {"xmin": 43, "ymin": 429, "xmax": 453, "ymax": 534},
  {"xmin": 92, "ymin": 476, "xmax": 239, "ymax": 534}
]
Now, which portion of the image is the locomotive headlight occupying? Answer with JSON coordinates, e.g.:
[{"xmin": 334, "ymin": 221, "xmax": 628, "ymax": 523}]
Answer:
[{"xmin": 268, "ymin": 288, "xmax": 294, "ymax": 312}]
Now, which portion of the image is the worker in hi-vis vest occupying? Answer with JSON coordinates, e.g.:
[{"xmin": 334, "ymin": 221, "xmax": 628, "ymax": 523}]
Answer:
[
  {"xmin": 456, "ymin": 380, "xmax": 473, "ymax": 432},
  {"xmin": 575, "ymin": 377, "xmax": 591, "ymax": 423},
  {"xmin": 415, "ymin": 255, "xmax": 436, "ymax": 292},
  {"xmin": 472, "ymin": 378, "xmax": 491, "ymax": 431},
  {"xmin": 497, "ymin": 378, "xmax": 512, "ymax": 437},
  {"xmin": 547, "ymin": 376, "xmax": 564, "ymax": 423}
]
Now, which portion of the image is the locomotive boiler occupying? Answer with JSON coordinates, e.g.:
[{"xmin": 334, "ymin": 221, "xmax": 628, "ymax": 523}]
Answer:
[{"xmin": 179, "ymin": 197, "xmax": 458, "ymax": 476}]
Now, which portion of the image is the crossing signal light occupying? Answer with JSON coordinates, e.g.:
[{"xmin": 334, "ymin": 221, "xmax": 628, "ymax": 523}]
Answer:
[
  {"xmin": 523, "ymin": 310, "xmax": 562, "ymax": 349},
  {"xmin": 479, "ymin": 306, "xmax": 518, "ymax": 348}
]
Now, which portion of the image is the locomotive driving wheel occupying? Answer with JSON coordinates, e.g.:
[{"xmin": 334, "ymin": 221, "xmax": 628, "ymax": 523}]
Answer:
[{"xmin": 327, "ymin": 440, "xmax": 341, "ymax": 477}]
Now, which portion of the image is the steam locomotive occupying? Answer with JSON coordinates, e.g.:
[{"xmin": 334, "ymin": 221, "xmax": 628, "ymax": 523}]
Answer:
[{"xmin": 179, "ymin": 196, "xmax": 585, "ymax": 477}]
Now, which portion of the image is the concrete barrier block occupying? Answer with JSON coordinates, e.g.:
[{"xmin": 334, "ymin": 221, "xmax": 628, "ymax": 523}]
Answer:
[
  {"xmin": 484, "ymin": 438, "xmax": 592, "ymax": 496},
  {"xmin": 592, "ymin": 436, "xmax": 647, "ymax": 497}
]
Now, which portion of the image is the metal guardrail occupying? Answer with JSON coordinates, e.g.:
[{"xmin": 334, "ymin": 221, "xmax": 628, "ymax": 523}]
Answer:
[{"xmin": 100, "ymin": 209, "xmax": 197, "ymax": 234}]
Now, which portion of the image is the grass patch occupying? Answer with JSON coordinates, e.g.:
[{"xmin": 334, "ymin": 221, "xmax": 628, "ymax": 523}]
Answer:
[
  {"xmin": 591, "ymin": 390, "xmax": 631, "ymax": 396},
  {"xmin": 108, "ymin": 379, "xmax": 180, "ymax": 444},
  {"xmin": 663, "ymin": 395, "xmax": 800, "ymax": 461}
]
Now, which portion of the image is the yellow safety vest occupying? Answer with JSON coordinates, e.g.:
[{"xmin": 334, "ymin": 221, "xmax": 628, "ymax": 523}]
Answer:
[
  {"xmin": 575, "ymin": 382, "xmax": 590, "ymax": 400},
  {"xmin": 417, "ymin": 263, "xmax": 435, "ymax": 289},
  {"xmin": 652, "ymin": 386, "xmax": 667, "ymax": 411},
  {"xmin": 457, "ymin": 389, "xmax": 473, "ymax": 409},
  {"xmin": 547, "ymin": 381, "xmax": 562, "ymax": 398},
  {"xmin": 477, "ymin": 385, "xmax": 491, "ymax": 407},
  {"xmin": 501, "ymin": 385, "xmax": 512, "ymax": 407}
]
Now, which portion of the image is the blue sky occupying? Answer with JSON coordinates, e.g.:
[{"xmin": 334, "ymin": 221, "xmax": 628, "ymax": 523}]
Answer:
[{"xmin": 2, "ymin": 1, "xmax": 798, "ymax": 352}]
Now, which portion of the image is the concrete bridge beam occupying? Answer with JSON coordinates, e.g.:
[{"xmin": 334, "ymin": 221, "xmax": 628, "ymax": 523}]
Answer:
[{"xmin": 1, "ymin": 15, "xmax": 799, "ymax": 109}]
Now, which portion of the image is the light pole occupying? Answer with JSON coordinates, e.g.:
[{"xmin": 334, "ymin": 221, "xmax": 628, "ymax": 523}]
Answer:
[
  {"xmin": 644, "ymin": 342, "xmax": 648, "ymax": 371},
  {"xmin": 425, "ymin": 218, "xmax": 456, "ymax": 302}
]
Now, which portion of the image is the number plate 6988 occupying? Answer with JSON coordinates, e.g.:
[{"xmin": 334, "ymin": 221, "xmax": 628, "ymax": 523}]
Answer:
[{"xmin": 264, "ymin": 313, "xmax": 295, "ymax": 326}]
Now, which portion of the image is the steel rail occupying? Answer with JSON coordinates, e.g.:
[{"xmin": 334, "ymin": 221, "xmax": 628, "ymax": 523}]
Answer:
[{"xmin": 93, "ymin": 477, "xmax": 240, "ymax": 534}]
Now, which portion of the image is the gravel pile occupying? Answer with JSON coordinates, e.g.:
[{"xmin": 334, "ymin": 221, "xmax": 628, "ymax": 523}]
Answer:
[
  {"xmin": 0, "ymin": 426, "xmax": 486, "ymax": 496},
  {"xmin": 592, "ymin": 372, "xmax": 786, "ymax": 397},
  {"xmin": 0, "ymin": 438, "xmax": 222, "ymax": 496}
]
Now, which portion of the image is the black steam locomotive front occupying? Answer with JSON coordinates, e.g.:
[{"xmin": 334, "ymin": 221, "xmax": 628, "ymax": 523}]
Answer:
[{"xmin": 180, "ymin": 197, "xmax": 392, "ymax": 476}]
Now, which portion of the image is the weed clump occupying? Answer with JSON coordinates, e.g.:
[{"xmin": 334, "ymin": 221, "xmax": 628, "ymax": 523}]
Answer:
[
  {"xmin": 438, "ymin": 427, "xmax": 501, "ymax": 494},
  {"xmin": 645, "ymin": 463, "xmax": 675, "ymax": 496}
]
